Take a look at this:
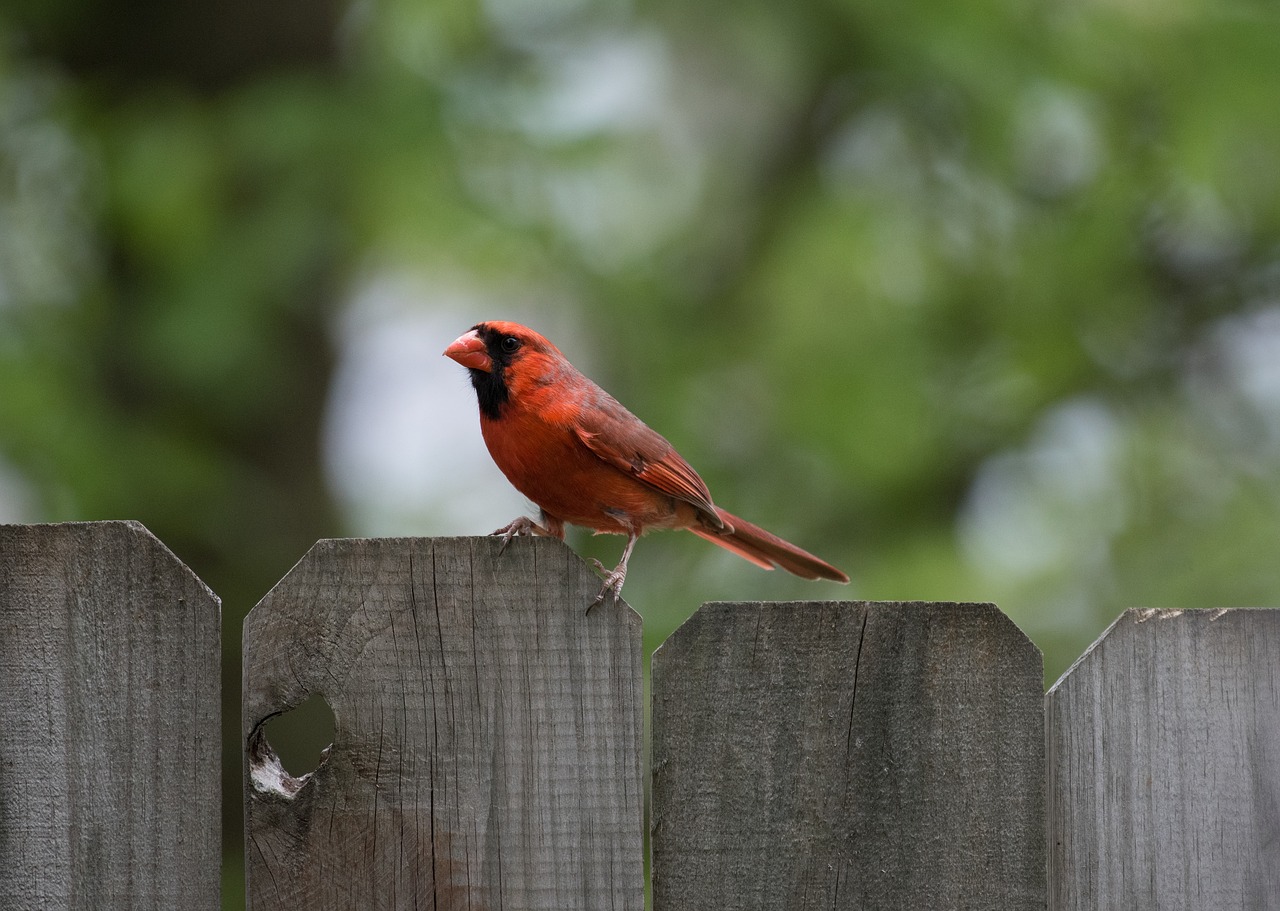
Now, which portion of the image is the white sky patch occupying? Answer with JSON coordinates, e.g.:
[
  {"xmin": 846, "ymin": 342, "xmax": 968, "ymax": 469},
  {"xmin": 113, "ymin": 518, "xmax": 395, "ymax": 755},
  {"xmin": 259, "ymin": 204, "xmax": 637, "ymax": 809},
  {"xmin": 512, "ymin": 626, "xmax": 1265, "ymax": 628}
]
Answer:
[
  {"xmin": 1012, "ymin": 82, "xmax": 1104, "ymax": 198},
  {"xmin": 516, "ymin": 32, "xmax": 671, "ymax": 140},
  {"xmin": 1181, "ymin": 303, "xmax": 1280, "ymax": 459},
  {"xmin": 480, "ymin": 0, "xmax": 611, "ymax": 49},
  {"xmin": 959, "ymin": 398, "xmax": 1127, "ymax": 580},
  {"xmin": 1212, "ymin": 306, "xmax": 1280, "ymax": 443},
  {"xmin": 0, "ymin": 459, "xmax": 37, "ymax": 523},
  {"xmin": 447, "ymin": 31, "xmax": 701, "ymax": 272},
  {"xmin": 0, "ymin": 68, "xmax": 98, "ymax": 309},
  {"xmin": 323, "ymin": 272, "xmax": 550, "ymax": 537}
]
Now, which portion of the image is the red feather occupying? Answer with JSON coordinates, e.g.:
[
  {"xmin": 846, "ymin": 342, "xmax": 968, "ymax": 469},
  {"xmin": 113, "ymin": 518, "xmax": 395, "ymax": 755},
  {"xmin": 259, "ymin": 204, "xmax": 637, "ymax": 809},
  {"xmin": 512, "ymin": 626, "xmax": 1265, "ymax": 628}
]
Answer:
[{"xmin": 445, "ymin": 321, "xmax": 849, "ymax": 606}]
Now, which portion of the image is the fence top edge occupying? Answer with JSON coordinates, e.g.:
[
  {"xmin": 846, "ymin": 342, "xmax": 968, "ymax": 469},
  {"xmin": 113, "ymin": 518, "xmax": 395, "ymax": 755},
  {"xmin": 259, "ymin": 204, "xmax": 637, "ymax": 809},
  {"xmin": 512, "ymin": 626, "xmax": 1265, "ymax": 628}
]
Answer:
[
  {"xmin": 246, "ymin": 535, "xmax": 438, "ymax": 617},
  {"xmin": 655, "ymin": 599, "xmax": 1039, "ymax": 663},
  {"xmin": 296, "ymin": 534, "xmax": 585, "ymax": 548},
  {"xmin": 0, "ymin": 519, "xmax": 220, "ymax": 607},
  {"xmin": 1, "ymin": 518, "xmax": 150, "ymax": 534},
  {"xmin": 1046, "ymin": 605, "xmax": 1280, "ymax": 695},
  {"xmin": 697, "ymin": 599, "xmax": 1000, "ymax": 610},
  {"xmin": 245, "ymin": 534, "xmax": 640, "ymax": 626}
]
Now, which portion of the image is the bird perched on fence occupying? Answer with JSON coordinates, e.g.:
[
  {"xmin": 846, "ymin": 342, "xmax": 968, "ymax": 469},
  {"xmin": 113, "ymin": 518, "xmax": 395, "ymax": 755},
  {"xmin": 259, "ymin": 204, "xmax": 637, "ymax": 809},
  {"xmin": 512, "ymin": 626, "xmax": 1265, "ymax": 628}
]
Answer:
[{"xmin": 444, "ymin": 321, "xmax": 849, "ymax": 607}]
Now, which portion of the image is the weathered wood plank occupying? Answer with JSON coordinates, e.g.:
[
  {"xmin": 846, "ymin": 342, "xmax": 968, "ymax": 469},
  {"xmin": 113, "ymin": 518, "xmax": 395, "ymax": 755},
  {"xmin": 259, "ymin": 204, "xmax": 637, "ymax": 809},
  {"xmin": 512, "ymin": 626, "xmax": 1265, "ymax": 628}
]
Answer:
[
  {"xmin": 651, "ymin": 601, "xmax": 1045, "ymax": 911},
  {"xmin": 1047, "ymin": 608, "xmax": 1280, "ymax": 910},
  {"xmin": 243, "ymin": 535, "xmax": 644, "ymax": 910},
  {"xmin": 0, "ymin": 521, "xmax": 222, "ymax": 909}
]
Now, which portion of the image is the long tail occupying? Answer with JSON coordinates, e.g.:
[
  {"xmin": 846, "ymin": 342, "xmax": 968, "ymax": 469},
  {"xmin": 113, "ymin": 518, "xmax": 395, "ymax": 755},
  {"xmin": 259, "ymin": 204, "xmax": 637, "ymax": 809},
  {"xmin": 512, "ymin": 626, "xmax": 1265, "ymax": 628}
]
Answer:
[{"xmin": 688, "ymin": 507, "xmax": 849, "ymax": 583}]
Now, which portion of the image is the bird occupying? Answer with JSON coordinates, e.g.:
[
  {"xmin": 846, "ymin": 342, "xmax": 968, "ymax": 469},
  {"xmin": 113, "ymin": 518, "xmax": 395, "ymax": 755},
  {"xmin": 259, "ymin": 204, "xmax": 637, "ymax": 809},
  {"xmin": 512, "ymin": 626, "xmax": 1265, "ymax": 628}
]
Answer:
[{"xmin": 444, "ymin": 320, "xmax": 849, "ymax": 607}]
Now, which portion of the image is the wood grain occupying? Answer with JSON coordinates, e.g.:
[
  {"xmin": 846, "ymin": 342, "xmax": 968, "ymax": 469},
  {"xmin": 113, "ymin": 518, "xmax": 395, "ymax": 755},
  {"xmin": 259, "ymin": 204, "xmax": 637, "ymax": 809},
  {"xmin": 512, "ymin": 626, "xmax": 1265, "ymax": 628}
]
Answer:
[
  {"xmin": 651, "ymin": 600, "xmax": 1045, "ymax": 911},
  {"xmin": 243, "ymin": 535, "xmax": 644, "ymax": 910},
  {"xmin": 0, "ymin": 521, "xmax": 222, "ymax": 909},
  {"xmin": 1047, "ymin": 608, "xmax": 1280, "ymax": 910}
]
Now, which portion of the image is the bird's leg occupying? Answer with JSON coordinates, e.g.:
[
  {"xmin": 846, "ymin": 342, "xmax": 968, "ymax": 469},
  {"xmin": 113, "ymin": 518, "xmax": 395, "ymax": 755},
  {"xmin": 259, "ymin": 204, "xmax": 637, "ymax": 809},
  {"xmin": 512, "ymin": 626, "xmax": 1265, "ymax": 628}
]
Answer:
[
  {"xmin": 589, "ymin": 529, "xmax": 639, "ymax": 612},
  {"xmin": 491, "ymin": 512, "xmax": 565, "ymax": 552}
]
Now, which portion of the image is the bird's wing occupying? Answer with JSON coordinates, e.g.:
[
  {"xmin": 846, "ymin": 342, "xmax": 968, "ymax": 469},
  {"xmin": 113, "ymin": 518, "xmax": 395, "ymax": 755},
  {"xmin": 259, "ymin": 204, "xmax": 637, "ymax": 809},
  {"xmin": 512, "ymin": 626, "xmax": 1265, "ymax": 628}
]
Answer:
[{"xmin": 573, "ymin": 396, "xmax": 724, "ymax": 526}]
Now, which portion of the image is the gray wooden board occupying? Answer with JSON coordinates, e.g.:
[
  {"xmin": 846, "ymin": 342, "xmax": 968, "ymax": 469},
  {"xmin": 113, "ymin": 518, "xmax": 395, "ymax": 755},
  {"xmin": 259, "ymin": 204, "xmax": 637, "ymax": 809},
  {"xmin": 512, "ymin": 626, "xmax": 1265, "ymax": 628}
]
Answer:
[
  {"xmin": 0, "ymin": 521, "xmax": 222, "ymax": 909},
  {"xmin": 243, "ymin": 535, "xmax": 644, "ymax": 910},
  {"xmin": 1047, "ymin": 608, "xmax": 1280, "ymax": 910},
  {"xmin": 651, "ymin": 601, "xmax": 1045, "ymax": 911}
]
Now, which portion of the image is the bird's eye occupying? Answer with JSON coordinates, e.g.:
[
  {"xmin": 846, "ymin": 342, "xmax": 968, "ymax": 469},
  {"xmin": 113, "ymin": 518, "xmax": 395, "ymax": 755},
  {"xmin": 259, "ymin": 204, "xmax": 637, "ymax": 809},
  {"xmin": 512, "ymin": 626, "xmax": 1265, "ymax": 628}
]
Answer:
[{"xmin": 501, "ymin": 336, "xmax": 522, "ymax": 353}]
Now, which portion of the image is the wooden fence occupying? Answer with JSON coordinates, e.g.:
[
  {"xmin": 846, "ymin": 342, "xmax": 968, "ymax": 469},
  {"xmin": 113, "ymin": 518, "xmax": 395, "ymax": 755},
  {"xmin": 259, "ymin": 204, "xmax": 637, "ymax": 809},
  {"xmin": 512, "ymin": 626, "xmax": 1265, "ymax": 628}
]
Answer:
[{"xmin": 1, "ymin": 521, "xmax": 1277, "ymax": 909}]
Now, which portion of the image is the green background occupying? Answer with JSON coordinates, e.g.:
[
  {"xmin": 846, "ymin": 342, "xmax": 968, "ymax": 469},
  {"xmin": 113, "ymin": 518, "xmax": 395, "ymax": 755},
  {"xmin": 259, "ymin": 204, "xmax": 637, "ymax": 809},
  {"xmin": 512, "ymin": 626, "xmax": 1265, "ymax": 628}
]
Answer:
[{"xmin": 3, "ymin": 0, "xmax": 1279, "ymax": 905}]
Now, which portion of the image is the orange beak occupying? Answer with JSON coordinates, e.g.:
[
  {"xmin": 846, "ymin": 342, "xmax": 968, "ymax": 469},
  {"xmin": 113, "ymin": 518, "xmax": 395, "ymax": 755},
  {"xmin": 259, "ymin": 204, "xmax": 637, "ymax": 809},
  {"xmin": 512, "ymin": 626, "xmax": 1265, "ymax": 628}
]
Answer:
[{"xmin": 444, "ymin": 330, "xmax": 492, "ymax": 372}]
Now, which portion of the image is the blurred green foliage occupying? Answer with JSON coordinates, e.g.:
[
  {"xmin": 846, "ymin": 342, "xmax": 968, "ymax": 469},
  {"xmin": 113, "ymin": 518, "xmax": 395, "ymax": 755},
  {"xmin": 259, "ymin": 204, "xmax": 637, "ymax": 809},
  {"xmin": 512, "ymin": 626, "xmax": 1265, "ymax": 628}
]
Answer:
[{"xmin": 3, "ymin": 0, "xmax": 1280, "ymax": 906}]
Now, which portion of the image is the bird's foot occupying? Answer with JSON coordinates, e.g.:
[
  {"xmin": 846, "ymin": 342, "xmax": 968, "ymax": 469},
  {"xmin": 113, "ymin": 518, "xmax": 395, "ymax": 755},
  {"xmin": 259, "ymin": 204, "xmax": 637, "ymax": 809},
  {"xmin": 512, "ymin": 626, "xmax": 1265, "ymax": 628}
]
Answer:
[
  {"xmin": 491, "ymin": 516, "xmax": 544, "ymax": 552},
  {"xmin": 491, "ymin": 516, "xmax": 541, "ymax": 538},
  {"xmin": 587, "ymin": 565, "xmax": 627, "ymax": 613}
]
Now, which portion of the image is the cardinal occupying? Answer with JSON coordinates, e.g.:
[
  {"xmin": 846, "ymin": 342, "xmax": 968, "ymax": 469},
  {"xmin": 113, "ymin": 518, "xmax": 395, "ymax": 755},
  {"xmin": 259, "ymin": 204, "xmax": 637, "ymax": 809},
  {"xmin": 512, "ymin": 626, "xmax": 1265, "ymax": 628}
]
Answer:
[{"xmin": 444, "ymin": 321, "xmax": 849, "ymax": 607}]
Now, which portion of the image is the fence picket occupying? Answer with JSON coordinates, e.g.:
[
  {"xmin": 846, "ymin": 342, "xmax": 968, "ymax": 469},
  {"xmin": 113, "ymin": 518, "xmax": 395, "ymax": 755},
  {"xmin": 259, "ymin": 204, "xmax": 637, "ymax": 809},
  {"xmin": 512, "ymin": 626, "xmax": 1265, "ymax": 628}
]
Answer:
[
  {"xmin": 651, "ymin": 600, "xmax": 1046, "ymax": 911},
  {"xmin": 241, "ymin": 535, "xmax": 644, "ymax": 910},
  {"xmin": 1047, "ymin": 608, "xmax": 1280, "ymax": 910},
  {"xmin": 4, "ymin": 523, "xmax": 1277, "ymax": 909},
  {"xmin": 0, "ymin": 521, "xmax": 222, "ymax": 909}
]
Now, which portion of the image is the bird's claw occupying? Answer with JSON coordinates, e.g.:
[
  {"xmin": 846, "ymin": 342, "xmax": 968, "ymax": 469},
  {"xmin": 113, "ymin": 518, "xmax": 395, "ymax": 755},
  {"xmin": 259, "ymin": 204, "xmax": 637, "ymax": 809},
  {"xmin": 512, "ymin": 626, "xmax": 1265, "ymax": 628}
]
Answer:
[
  {"xmin": 587, "ymin": 568, "xmax": 626, "ymax": 614},
  {"xmin": 491, "ymin": 516, "xmax": 541, "ymax": 552}
]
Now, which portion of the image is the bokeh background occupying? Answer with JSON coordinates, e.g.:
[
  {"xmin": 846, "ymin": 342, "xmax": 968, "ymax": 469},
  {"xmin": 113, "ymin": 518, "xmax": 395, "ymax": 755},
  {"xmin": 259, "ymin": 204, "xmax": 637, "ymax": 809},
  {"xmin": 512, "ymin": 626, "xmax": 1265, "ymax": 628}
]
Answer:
[{"xmin": 3, "ymin": 0, "xmax": 1280, "ymax": 905}]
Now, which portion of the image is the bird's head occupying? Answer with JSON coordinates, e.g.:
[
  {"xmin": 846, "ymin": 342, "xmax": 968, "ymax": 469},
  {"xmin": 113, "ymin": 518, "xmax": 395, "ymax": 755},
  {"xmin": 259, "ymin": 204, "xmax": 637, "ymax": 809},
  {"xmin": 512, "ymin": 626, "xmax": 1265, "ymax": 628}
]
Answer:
[{"xmin": 444, "ymin": 321, "xmax": 565, "ymax": 419}]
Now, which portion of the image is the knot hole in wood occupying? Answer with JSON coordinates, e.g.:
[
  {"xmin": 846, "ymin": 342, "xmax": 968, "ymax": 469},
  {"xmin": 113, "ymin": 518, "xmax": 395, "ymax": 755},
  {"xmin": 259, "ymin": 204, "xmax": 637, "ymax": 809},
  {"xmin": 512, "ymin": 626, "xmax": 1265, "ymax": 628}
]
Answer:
[{"xmin": 247, "ymin": 692, "xmax": 336, "ymax": 800}]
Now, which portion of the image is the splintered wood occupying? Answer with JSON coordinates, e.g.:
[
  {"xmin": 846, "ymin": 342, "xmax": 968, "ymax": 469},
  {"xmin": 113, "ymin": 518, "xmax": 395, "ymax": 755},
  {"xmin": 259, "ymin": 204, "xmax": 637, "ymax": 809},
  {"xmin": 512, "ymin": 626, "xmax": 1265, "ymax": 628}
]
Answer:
[
  {"xmin": 1048, "ymin": 608, "xmax": 1280, "ymax": 910},
  {"xmin": 242, "ymin": 535, "xmax": 644, "ymax": 910}
]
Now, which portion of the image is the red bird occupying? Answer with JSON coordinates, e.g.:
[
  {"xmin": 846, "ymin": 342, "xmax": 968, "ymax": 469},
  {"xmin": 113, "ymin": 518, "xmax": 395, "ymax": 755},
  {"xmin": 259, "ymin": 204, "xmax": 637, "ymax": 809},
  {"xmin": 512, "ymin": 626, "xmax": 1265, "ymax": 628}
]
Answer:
[{"xmin": 444, "ymin": 321, "xmax": 849, "ymax": 606}]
